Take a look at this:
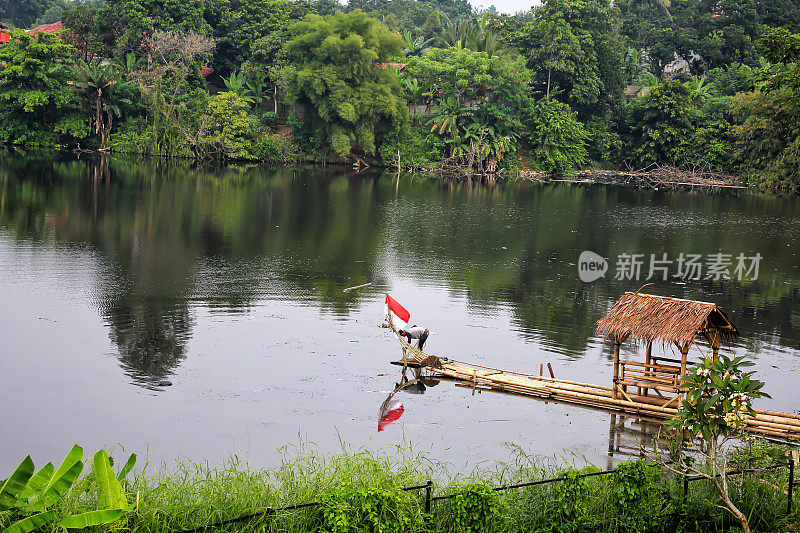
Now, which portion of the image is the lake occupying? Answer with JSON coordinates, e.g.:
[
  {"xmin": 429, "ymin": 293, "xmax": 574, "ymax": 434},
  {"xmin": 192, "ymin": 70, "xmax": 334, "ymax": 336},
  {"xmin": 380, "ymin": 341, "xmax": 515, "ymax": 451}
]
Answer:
[{"xmin": 1, "ymin": 155, "xmax": 799, "ymax": 473}]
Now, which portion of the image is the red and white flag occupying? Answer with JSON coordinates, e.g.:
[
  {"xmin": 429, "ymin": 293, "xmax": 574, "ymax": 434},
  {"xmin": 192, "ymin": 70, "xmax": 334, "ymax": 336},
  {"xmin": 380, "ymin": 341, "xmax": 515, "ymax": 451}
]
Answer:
[
  {"xmin": 384, "ymin": 293, "xmax": 410, "ymax": 330},
  {"xmin": 378, "ymin": 399, "xmax": 404, "ymax": 432}
]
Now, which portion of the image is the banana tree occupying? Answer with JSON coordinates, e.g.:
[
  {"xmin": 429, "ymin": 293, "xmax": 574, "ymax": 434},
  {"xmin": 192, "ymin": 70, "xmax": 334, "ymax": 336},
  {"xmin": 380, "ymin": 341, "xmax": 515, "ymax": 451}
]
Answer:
[
  {"xmin": 402, "ymin": 77, "xmax": 431, "ymax": 120},
  {"xmin": 685, "ymin": 76, "xmax": 712, "ymax": 98},
  {"xmin": 222, "ymin": 72, "xmax": 254, "ymax": 104},
  {"xmin": 0, "ymin": 446, "xmax": 136, "ymax": 533},
  {"xmin": 402, "ymin": 31, "xmax": 434, "ymax": 57},
  {"xmin": 245, "ymin": 73, "xmax": 268, "ymax": 107}
]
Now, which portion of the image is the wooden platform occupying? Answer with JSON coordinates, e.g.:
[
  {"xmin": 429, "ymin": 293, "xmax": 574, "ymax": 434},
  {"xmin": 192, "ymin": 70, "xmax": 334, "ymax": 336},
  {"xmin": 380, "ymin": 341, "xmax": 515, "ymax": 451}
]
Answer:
[{"xmin": 393, "ymin": 334, "xmax": 800, "ymax": 441}]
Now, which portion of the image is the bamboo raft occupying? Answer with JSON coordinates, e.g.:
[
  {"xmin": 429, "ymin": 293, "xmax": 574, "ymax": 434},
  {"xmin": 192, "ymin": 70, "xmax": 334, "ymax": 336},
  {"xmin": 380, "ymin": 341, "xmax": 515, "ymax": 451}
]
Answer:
[
  {"xmin": 392, "ymin": 334, "xmax": 800, "ymax": 441},
  {"xmin": 389, "ymin": 292, "xmax": 800, "ymax": 442}
]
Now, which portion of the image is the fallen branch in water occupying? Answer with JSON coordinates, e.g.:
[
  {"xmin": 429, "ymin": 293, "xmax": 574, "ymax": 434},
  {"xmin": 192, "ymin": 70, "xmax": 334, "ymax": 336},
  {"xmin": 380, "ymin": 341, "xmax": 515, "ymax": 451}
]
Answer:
[
  {"xmin": 521, "ymin": 163, "xmax": 746, "ymax": 190},
  {"xmin": 343, "ymin": 282, "xmax": 372, "ymax": 293}
]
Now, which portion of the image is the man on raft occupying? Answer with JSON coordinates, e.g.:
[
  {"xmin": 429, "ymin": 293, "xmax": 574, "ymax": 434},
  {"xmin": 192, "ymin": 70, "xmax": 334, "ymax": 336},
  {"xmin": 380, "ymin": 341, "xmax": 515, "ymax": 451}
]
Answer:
[{"xmin": 398, "ymin": 325, "xmax": 429, "ymax": 351}]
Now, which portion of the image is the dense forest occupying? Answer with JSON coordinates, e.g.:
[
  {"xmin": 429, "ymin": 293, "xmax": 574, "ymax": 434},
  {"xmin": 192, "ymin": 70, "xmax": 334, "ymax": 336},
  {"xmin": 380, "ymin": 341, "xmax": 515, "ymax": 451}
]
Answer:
[{"xmin": 1, "ymin": 0, "xmax": 799, "ymax": 191}]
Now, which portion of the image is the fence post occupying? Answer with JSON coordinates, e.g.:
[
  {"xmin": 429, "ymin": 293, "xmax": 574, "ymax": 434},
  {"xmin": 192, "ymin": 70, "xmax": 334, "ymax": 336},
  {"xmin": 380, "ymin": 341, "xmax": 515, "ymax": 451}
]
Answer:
[
  {"xmin": 425, "ymin": 480, "xmax": 433, "ymax": 513},
  {"xmin": 788, "ymin": 457, "xmax": 795, "ymax": 516}
]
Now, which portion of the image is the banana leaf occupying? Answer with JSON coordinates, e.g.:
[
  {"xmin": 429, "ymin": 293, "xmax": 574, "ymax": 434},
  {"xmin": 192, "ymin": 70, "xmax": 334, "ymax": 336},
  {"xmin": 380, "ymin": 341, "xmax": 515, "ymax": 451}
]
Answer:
[
  {"xmin": 58, "ymin": 509, "xmax": 125, "ymax": 529},
  {"xmin": 2, "ymin": 510, "xmax": 55, "ymax": 533},
  {"xmin": 116, "ymin": 454, "xmax": 137, "ymax": 482},
  {"xmin": 18, "ymin": 463, "xmax": 54, "ymax": 500},
  {"xmin": 94, "ymin": 450, "xmax": 126, "ymax": 510},
  {"xmin": 33, "ymin": 446, "xmax": 84, "ymax": 511},
  {"xmin": 0, "ymin": 456, "xmax": 34, "ymax": 510}
]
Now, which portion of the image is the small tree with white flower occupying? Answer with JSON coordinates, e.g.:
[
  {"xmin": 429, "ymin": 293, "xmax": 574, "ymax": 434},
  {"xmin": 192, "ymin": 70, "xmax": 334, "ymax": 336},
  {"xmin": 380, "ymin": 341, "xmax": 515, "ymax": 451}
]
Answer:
[{"xmin": 666, "ymin": 354, "xmax": 771, "ymax": 533}]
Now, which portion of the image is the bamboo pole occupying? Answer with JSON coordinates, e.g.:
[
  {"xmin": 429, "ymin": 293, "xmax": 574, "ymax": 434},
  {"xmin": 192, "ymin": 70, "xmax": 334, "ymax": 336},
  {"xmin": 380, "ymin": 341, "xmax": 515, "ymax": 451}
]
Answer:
[
  {"xmin": 460, "ymin": 372, "xmax": 679, "ymax": 416},
  {"xmin": 754, "ymin": 409, "xmax": 800, "ymax": 421},
  {"xmin": 643, "ymin": 341, "xmax": 653, "ymax": 396},
  {"xmin": 613, "ymin": 339, "xmax": 621, "ymax": 399}
]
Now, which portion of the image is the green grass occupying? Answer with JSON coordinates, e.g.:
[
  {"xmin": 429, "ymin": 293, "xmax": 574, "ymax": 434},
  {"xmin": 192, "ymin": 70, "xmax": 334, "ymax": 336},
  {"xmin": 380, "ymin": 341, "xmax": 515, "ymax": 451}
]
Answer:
[{"xmin": 4, "ymin": 441, "xmax": 798, "ymax": 533}]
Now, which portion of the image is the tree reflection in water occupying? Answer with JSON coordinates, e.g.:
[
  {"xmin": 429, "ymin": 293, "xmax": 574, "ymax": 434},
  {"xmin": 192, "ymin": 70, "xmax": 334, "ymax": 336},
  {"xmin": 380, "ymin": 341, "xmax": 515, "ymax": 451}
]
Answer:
[{"xmin": 2, "ymin": 153, "xmax": 800, "ymax": 390}]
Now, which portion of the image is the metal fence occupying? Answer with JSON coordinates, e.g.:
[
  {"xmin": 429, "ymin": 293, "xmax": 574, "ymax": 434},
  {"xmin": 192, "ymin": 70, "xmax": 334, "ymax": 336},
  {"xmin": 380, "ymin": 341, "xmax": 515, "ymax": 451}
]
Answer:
[{"xmin": 178, "ymin": 456, "xmax": 797, "ymax": 533}]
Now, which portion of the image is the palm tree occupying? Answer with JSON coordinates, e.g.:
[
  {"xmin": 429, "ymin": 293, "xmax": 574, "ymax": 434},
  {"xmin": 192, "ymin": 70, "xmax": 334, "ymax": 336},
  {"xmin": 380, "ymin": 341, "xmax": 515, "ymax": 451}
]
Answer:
[
  {"xmin": 71, "ymin": 58, "xmax": 131, "ymax": 149},
  {"xmin": 439, "ymin": 12, "xmax": 506, "ymax": 56},
  {"xmin": 430, "ymin": 96, "xmax": 467, "ymax": 159}
]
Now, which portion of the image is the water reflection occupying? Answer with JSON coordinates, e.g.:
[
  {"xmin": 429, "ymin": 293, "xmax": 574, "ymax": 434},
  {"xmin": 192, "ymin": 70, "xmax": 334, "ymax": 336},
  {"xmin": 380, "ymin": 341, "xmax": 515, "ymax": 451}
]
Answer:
[
  {"xmin": 2, "ymin": 155, "xmax": 800, "ymax": 392},
  {"xmin": 606, "ymin": 415, "xmax": 672, "ymax": 468},
  {"xmin": 102, "ymin": 296, "xmax": 193, "ymax": 389},
  {"xmin": 377, "ymin": 370, "xmax": 439, "ymax": 431}
]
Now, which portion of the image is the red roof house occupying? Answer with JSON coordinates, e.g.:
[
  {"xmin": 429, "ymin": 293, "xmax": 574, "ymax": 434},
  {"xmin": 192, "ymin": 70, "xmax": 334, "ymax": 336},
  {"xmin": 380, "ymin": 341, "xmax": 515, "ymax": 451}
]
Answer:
[{"xmin": 27, "ymin": 21, "xmax": 63, "ymax": 35}]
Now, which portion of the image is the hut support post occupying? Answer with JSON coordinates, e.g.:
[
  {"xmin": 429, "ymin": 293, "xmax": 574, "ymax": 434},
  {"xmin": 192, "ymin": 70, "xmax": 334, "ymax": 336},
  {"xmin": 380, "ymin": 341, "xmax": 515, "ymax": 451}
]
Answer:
[
  {"xmin": 678, "ymin": 341, "xmax": 690, "ymax": 404},
  {"xmin": 642, "ymin": 341, "xmax": 653, "ymax": 397},
  {"xmin": 679, "ymin": 342, "xmax": 689, "ymax": 377},
  {"xmin": 613, "ymin": 338, "xmax": 621, "ymax": 399},
  {"xmin": 712, "ymin": 332, "xmax": 720, "ymax": 362},
  {"xmin": 608, "ymin": 414, "xmax": 617, "ymax": 457}
]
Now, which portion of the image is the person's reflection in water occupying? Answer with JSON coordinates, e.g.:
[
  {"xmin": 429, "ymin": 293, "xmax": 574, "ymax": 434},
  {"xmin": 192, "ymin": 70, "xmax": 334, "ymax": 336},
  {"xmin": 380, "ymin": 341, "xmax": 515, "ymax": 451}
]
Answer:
[{"xmin": 377, "ymin": 369, "xmax": 438, "ymax": 431}]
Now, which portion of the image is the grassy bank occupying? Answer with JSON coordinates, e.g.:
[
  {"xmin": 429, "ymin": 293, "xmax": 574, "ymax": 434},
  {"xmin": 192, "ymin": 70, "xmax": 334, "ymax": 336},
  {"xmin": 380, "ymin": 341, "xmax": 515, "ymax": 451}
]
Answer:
[{"xmin": 3, "ymin": 441, "xmax": 795, "ymax": 533}]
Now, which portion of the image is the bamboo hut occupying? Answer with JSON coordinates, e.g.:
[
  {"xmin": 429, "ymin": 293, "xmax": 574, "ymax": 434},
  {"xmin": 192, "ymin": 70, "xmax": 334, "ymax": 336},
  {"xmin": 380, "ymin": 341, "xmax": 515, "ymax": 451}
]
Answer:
[{"xmin": 596, "ymin": 291, "xmax": 739, "ymax": 406}]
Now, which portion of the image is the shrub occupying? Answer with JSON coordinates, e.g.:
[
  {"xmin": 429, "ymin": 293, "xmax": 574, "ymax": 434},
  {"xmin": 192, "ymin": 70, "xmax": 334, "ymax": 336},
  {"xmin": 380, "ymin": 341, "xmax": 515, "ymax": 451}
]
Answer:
[
  {"xmin": 378, "ymin": 123, "xmax": 443, "ymax": 170},
  {"xmin": 439, "ymin": 483, "xmax": 505, "ymax": 533},
  {"xmin": 108, "ymin": 117, "xmax": 194, "ymax": 157},
  {"xmin": 316, "ymin": 481, "xmax": 423, "ymax": 533},
  {"xmin": 260, "ymin": 111, "xmax": 279, "ymax": 131}
]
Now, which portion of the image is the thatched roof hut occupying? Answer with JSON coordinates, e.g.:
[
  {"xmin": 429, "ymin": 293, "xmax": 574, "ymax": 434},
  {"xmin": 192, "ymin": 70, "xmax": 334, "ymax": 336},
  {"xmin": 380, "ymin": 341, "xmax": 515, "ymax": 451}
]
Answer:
[
  {"xmin": 597, "ymin": 292, "xmax": 740, "ymax": 402},
  {"xmin": 596, "ymin": 291, "xmax": 739, "ymax": 346}
]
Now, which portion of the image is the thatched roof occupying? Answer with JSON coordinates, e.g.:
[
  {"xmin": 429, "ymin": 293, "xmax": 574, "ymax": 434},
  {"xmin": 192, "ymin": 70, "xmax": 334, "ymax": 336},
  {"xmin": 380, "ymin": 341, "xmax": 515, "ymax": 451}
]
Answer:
[{"xmin": 596, "ymin": 292, "xmax": 739, "ymax": 346}]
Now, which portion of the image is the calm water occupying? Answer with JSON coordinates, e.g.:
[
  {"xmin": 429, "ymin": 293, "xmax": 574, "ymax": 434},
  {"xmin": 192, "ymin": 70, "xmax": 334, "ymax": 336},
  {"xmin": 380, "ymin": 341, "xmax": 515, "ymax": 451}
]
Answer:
[{"xmin": 1, "ymin": 156, "xmax": 799, "ymax": 472}]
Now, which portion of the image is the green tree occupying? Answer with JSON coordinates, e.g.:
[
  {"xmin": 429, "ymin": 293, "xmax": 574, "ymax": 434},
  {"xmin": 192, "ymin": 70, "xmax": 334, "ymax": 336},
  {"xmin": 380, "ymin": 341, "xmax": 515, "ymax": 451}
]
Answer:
[
  {"xmin": 105, "ymin": 0, "xmax": 209, "ymax": 53},
  {"xmin": 510, "ymin": 0, "xmax": 625, "ymax": 118},
  {"xmin": 61, "ymin": 4, "xmax": 121, "ymax": 60},
  {"xmin": 282, "ymin": 10, "xmax": 408, "ymax": 159},
  {"xmin": 524, "ymin": 18, "xmax": 582, "ymax": 98},
  {"xmin": 732, "ymin": 27, "xmax": 800, "ymax": 193},
  {"xmin": 623, "ymin": 79, "xmax": 699, "ymax": 165},
  {"xmin": 120, "ymin": 30, "xmax": 215, "ymax": 157},
  {"xmin": 525, "ymin": 97, "xmax": 589, "ymax": 176},
  {"xmin": 0, "ymin": 30, "xmax": 87, "ymax": 148},
  {"xmin": 405, "ymin": 45, "xmax": 502, "ymax": 105},
  {"xmin": 667, "ymin": 355, "xmax": 771, "ymax": 533},
  {"xmin": 1, "ymin": 0, "xmax": 58, "ymax": 28},
  {"xmin": 205, "ymin": 0, "xmax": 314, "ymax": 75}
]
